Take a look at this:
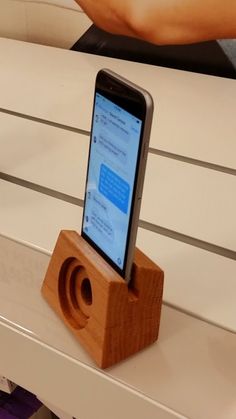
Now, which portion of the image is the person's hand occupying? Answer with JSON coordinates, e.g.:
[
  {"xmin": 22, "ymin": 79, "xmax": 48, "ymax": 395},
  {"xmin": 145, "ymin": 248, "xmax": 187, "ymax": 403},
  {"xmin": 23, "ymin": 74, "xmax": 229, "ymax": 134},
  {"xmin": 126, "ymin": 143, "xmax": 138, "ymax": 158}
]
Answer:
[
  {"xmin": 75, "ymin": 0, "xmax": 134, "ymax": 36},
  {"xmin": 75, "ymin": 0, "xmax": 236, "ymax": 45}
]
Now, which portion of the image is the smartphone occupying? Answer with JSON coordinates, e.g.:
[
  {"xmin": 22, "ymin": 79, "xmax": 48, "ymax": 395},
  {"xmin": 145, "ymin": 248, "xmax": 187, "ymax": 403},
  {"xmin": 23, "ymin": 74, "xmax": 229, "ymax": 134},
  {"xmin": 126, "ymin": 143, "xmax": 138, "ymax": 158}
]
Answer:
[{"xmin": 81, "ymin": 69, "xmax": 153, "ymax": 282}]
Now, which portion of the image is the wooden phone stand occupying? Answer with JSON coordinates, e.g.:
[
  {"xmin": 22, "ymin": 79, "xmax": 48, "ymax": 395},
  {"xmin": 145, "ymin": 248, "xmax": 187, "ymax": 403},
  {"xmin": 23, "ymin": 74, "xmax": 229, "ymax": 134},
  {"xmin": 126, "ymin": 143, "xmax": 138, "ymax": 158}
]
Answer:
[{"xmin": 41, "ymin": 230, "xmax": 164, "ymax": 368}]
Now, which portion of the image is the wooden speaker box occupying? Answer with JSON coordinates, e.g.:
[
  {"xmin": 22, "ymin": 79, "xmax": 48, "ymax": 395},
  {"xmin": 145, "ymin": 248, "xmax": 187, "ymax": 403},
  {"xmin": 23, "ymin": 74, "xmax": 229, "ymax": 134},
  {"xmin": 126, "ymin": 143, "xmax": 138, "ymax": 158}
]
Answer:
[{"xmin": 41, "ymin": 230, "xmax": 164, "ymax": 368}]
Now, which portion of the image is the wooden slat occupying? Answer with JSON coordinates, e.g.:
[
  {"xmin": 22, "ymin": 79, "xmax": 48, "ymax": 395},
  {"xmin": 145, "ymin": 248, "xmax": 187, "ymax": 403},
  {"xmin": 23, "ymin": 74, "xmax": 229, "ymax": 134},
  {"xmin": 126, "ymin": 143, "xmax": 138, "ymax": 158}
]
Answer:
[
  {"xmin": 0, "ymin": 39, "xmax": 236, "ymax": 168},
  {"xmin": 0, "ymin": 235, "xmax": 235, "ymax": 418},
  {"xmin": 137, "ymin": 228, "xmax": 236, "ymax": 333},
  {"xmin": 143, "ymin": 154, "xmax": 236, "ymax": 252},
  {"xmin": 0, "ymin": 179, "xmax": 81, "ymax": 253},
  {"xmin": 0, "ymin": 116, "xmax": 235, "ymax": 250},
  {"xmin": 0, "ymin": 180, "xmax": 235, "ymax": 333},
  {"xmin": 0, "ymin": 113, "xmax": 89, "ymax": 197},
  {"xmin": 0, "ymin": 322, "xmax": 184, "ymax": 419}
]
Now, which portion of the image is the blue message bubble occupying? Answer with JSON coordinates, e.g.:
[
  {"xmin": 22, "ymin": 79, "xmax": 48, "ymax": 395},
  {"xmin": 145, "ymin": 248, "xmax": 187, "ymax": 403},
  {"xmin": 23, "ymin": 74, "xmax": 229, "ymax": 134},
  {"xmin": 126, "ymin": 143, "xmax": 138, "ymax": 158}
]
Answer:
[{"xmin": 98, "ymin": 164, "xmax": 130, "ymax": 214}]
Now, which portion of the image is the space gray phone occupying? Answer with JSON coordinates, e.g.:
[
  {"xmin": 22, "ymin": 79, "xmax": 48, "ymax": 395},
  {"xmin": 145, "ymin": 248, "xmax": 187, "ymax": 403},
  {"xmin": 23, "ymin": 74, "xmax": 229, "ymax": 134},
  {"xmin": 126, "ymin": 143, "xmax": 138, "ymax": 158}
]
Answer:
[{"xmin": 81, "ymin": 69, "xmax": 154, "ymax": 282}]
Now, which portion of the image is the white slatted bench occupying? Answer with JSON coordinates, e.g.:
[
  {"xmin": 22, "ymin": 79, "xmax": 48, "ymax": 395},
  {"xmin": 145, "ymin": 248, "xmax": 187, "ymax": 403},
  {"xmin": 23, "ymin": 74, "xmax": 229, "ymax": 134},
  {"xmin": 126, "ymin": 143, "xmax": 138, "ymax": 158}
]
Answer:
[{"xmin": 0, "ymin": 38, "xmax": 235, "ymax": 419}]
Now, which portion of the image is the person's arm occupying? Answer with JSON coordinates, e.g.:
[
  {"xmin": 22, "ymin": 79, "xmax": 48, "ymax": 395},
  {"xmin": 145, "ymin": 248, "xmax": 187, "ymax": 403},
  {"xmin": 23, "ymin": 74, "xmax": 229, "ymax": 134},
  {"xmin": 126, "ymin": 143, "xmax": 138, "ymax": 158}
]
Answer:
[{"xmin": 74, "ymin": 0, "xmax": 236, "ymax": 45}]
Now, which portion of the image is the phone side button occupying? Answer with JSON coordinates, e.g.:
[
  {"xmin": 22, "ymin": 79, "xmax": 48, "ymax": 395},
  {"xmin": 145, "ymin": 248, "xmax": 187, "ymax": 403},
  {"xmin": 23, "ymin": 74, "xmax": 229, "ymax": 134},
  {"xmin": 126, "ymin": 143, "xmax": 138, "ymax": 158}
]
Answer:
[{"xmin": 142, "ymin": 142, "xmax": 149, "ymax": 158}]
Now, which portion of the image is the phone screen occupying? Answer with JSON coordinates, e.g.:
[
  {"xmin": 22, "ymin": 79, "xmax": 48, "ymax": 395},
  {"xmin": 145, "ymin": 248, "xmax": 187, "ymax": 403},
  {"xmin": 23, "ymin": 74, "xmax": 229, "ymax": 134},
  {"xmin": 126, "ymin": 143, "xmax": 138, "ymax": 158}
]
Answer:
[{"xmin": 82, "ymin": 91, "xmax": 143, "ymax": 274}]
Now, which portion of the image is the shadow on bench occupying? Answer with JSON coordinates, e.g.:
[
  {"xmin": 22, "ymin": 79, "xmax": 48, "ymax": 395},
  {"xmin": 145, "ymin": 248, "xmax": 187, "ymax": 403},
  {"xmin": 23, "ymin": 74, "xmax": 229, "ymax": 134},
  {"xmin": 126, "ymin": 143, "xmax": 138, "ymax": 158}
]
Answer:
[{"xmin": 72, "ymin": 25, "xmax": 236, "ymax": 79}]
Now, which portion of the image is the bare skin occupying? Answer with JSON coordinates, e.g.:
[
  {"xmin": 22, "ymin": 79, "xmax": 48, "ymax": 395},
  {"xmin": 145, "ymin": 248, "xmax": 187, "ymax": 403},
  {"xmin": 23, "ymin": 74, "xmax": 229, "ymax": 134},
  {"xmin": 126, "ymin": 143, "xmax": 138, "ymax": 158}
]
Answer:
[{"xmin": 74, "ymin": 0, "xmax": 236, "ymax": 45}]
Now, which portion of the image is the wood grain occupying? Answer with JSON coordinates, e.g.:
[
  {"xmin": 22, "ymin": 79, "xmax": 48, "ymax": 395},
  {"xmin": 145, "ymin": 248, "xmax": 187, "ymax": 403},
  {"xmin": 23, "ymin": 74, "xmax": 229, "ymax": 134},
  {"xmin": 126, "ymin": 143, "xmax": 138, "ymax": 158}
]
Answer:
[{"xmin": 41, "ymin": 230, "xmax": 164, "ymax": 368}]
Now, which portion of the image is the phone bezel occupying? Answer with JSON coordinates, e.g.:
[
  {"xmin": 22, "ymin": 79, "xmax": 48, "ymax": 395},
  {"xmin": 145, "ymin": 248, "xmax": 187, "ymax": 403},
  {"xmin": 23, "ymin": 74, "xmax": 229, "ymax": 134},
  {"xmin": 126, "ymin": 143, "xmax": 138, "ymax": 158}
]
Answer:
[{"xmin": 81, "ymin": 69, "xmax": 151, "ymax": 281}]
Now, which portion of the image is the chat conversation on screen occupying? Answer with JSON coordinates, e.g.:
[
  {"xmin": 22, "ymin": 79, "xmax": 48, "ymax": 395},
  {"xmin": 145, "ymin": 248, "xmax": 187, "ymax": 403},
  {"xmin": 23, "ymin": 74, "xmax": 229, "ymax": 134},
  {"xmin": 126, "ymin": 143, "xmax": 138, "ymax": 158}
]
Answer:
[
  {"xmin": 98, "ymin": 164, "xmax": 130, "ymax": 214},
  {"xmin": 90, "ymin": 209, "xmax": 114, "ymax": 242},
  {"xmin": 92, "ymin": 191, "xmax": 107, "ymax": 212},
  {"xmin": 100, "ymin": 114, "xmax": 130, "ymax": 143},
  {"xmin": 98, "ymin": 131, "xmax": 127, "ymax": 164}
]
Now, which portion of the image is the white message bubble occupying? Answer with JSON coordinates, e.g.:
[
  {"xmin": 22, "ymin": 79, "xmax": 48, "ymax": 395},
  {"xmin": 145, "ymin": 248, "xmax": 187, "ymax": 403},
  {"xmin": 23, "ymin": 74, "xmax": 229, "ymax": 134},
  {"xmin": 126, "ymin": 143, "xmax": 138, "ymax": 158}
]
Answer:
[
  {"xmin": 92, "ymin": 191, "xmax": 107, "ymax": 212},
  {"xmin": 90, "ymin": 208, "xmax": 114, "ymax": 243},
  {"xmin": 100, "ymin": 114, "xmax": 130, "ymax": 143},
  {"xmin": 98, "ymin": 131, "xmax": 127, "ymax": 165}
]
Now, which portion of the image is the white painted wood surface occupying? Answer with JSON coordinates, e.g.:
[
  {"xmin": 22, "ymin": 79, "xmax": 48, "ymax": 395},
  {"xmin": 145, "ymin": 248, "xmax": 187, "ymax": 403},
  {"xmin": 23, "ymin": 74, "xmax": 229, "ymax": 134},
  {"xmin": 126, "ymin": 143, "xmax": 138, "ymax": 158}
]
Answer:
[
  {"xmin": 0, "ymin": 39, "xmax": 235, "ymax": 419},
  {"xmin": 0, "ymin": 235, "xmax": 235, "ymax": 419},
  {"xmin": 0, "ymin": 113, "xmax": 235, "ymax": 251},
  {"xmin": 0, "ymin": 180, "xmax": 80, "ymax": 252},
  {"xmin": 0, "ymin": 39, "xmax": 236, "ymax": 167},
  {"xmin": 0, "ymin": 180, "xmax": 235, "ymax": 333}
]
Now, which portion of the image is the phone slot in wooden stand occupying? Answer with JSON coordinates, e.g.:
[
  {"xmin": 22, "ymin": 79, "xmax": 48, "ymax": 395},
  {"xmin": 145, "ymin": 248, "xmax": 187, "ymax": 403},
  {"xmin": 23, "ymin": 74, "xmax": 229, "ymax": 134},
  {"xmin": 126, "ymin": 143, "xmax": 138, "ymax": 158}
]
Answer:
[{"xmin": 41, "ymin": 230, "xmax": 164, "ymax": 368}]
